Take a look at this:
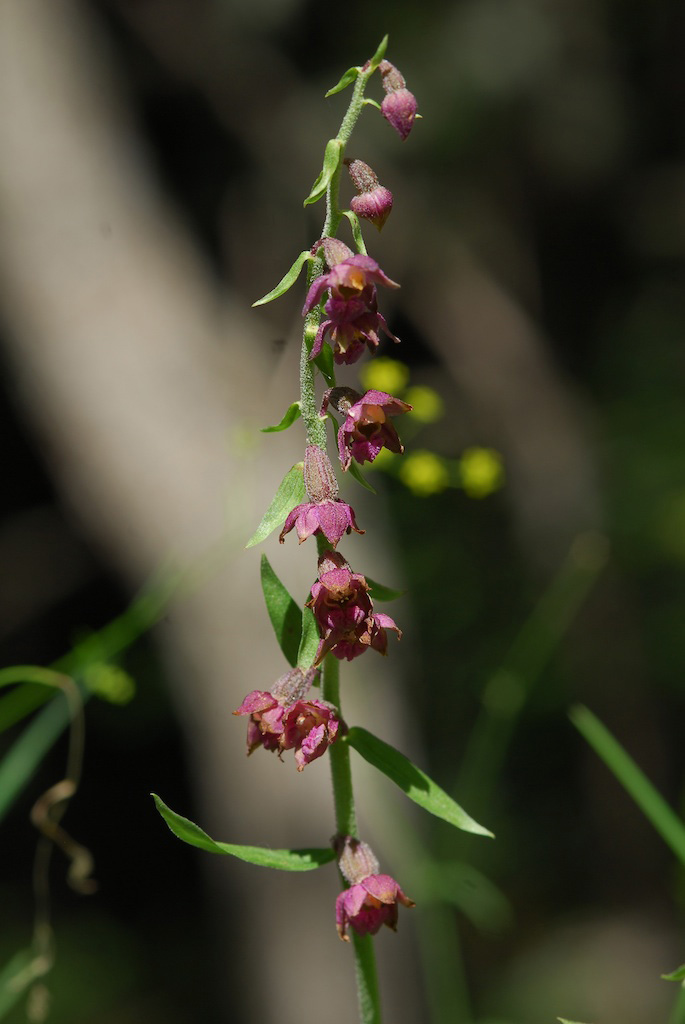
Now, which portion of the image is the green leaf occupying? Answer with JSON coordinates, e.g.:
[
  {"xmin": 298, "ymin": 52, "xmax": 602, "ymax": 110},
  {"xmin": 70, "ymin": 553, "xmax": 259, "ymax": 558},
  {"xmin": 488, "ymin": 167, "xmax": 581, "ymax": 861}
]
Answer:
[
  {"xmin": 365, "ymin": 577, "xmax": 405, "ymax": 602},
  {"xmin": 260, "ymin": 554, "xmax": 302, "ymax": 667},
  {"xmin": 570, "ymin": 704, "xmax": 685, "ymax": 866},
  {"xmin": 348, "ymin": 458, "xmax": 377, "ymax": 494},
  {"xmin": 153, "ymin": 795, "xmax": 335, "ymax": 870},
  {"xmin": 261, "ymin": 402, "xmax": 302, "ymax": 433},
  {"xmin": 312, "ymin": 342, "xmax": 335, "ymax": 386},
  {"xmin": 342, "ymin": 210, "xmax": 367, "ymax": 255},
  {"xmin": 297, "ymin": 606, "xmax": 320, "ymax": 669},
  {"xmin": 367, "ymin": 34, "xmax": 388, "ymax": 73},
  {"xmin": 253, "ymin": 250, "xmax": 313, "ymax": 307},
  {"xmin": 325, "ymin": 66, "xmax": 360, "ymax": 98},
  {"xmin": 346, "ymin": 727, "xmax": 494, "ymax": 837},
  {"xmin": 304, "ymin": 139, "xmax": 344, "ymax": 207},
  {"xmin": 557, "ymin": 1019, "xmax": 594, "ymax": 1024},
  {"xmin": 363, "ymin": 98, "xmax": 382, "ymax": 112},
  {"xmin": 245, "ymin": 463, "xmax": 305, "ymax": 548},
  {"xmin": 661, "ymin": 964, "xmax": 685, "ymax": 982}
]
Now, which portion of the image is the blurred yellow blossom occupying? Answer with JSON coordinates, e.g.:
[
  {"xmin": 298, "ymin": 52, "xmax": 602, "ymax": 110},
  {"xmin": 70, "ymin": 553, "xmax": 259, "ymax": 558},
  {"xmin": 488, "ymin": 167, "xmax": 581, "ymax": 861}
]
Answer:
[
  {"xmin": 359, "ymin": 356, "xmax": 410, "ymax": 396},
  {"xmin": 403, "ymin": 385, "xmax": 444, "ymax": 423},
  {"xmin": 460, "ymin": 447, "xmax": 504, "ymax": 499},
  {"xmin": 399, "ymin": 450, "xmax": 450, "ymax": 496}
]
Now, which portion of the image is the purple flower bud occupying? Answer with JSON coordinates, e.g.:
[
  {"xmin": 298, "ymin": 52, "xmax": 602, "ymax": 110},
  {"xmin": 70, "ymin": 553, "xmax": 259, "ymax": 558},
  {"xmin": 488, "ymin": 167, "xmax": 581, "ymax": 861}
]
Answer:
[
  {"xmin": 333, "ymin": 836, "xmax": 414, "ymax": 941},
  {"xmin": 378, "ymin": 61, "xmax": 418, "ymax": 141},
  {"xmin": 322, "ymin": 388, "xmax": 412, "ymax": 470},
  {"xmin": 303, "ymin": 445, "xmax": 337, "ymax": 502},
  {"xmin": 346, "ymin": 159, "xmax": 393, "ymax": 232}
]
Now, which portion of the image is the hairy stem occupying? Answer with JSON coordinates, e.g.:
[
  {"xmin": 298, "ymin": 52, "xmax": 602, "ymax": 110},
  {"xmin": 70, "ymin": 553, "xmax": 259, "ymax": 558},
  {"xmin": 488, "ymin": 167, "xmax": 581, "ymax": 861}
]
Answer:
[{"xmin": 299, "ymin": 64, "xmax": 375, "ymax": 448}]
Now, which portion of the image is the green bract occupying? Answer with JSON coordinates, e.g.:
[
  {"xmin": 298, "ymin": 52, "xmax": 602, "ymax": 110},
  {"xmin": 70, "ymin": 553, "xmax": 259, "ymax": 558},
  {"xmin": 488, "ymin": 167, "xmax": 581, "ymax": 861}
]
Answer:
[
  {"xmin": 304, "ymin": 139, "xmax": 344, "ymax": 207},
  {"xmin": 261, "ymin": 402, "xmax": 302, "ymax": 433},
  {"xmin": 245, "ymin": 463, "xmax": 306, "ymax": 548},
  {"xmin": 325, "ymin": 66, "xmax": 360, "ymax": 98},
  {"xmin": 153, "ymin": 796, "xmax": 335, "ymax": 870},
  {"xmin": 297, "ymin": 606, "xmax": 320, "ymax": 670},
  {"xmin": 346, "ymin": 727, "xmax": 494, "ymax": 837},
  {"xmin": 342, "ymin": 210, "xmax": 368, "ymax": 255},
  {"xmin": 253, "ymin": 250, "xmax": 313, "ymax": 307}
]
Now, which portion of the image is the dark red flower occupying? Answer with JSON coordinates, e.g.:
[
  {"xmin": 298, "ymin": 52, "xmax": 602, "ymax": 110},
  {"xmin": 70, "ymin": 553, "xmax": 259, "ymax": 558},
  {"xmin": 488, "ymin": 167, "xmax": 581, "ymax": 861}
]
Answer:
[{"xmin": 321, "ymin": 387, "xmax": 412, "ymax": 470}]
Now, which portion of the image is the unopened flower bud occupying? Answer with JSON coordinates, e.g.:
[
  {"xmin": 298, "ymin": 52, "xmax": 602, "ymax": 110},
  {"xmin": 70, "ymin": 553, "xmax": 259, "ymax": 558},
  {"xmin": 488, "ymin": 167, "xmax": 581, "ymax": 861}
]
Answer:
[
  {"xmin": 335, "ymin": 835, "xmax": 380, "ymax": 885},
  {"xmin": 346, "ymin": 159, "xmax": 393, "ymax": 231},
  {"xmin": 378, "ymin": 60, "xmax": 418, "ymax": 142},
  {"xmin": 304, "ymin": 445, "xmax": 338, "ymax": 502}
]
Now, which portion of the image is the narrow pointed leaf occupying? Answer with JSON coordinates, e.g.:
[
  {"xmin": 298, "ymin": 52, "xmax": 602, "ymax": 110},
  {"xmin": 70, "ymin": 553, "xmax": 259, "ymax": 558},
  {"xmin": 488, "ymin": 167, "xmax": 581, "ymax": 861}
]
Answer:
[
  {"xmin": 363, "ymin": 98, "xmax": 382, "ymax": 111},
  {"xmin": 368, "ymin": 34, "xmax": 388, "ymax": 72},
  {"xmin": 260, "ymin": 554, "xmax": 302, "ymax": 666},
  {"xmin": 304, "ymin": 139, "xmax": 343, "ymax": 207},
  {"xmin": 297, "ymin": 607, "xmax": 320, "ymax": 669},
  {"xmin": 348, "ymin": 458, "xmax": 377, "ymax": 494},
  {"xmin": 245, "ymin": 463, "xmax": 305, "ymax": 548},
  {"xmin": 342, "ymin": 210, "xmax": 367, "ymax": 255},
  {"xmin": 253, "ymin": 251, "xmax": 313, "ymax": 307},
  {"xmin": 365, "ymin": 577, "xmax": 405, "ymax": 602},
  {"xmin": 261, "ymin": 402, "xmax": 302, "ymax": 433},
  {"xmin": 570, "ymin": 704, "xmax": 685, "ymax": 866},
  {"xmin": 557, "ymin": 1019, "xmax": 594, "ymax": 1024},
  {"xmin": 325, "ymin": 66, "xmax": 360, "ymax": 98},
  {"xmin": 153, "ymin": 795, "xmax": 335, "ymax": 870},
  {"xmin": 661, "ymin": 964, "xmax": 685, "ymax": 982},
  {"xmin": 346, "ymin": 727, "xmax": 494, "ymax": 837}
]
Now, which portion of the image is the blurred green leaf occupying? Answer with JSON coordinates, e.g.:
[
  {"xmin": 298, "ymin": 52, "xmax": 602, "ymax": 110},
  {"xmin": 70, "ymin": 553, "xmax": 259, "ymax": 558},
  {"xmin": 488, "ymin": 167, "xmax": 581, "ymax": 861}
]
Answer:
[
  {"xmin": 662, "ymin": 964, "xmax": 685, "ymax": 981},
  {"xmin": 245, "ymin": 463, "xmax": 305, "ymax": 548},
  {"xmin": 260, "ymin": 554, "xmax": 302, "ymax": 667},
  {"xmin": 304, "ymin": 139, "xmax": 343, "ymax": 207},
  {"xmin": 297, "ymin": 607, "xmax": 320, "ymax": 669},
  {"xmin": 346, "ymin": 727, "xmax": 494, "ymax": 837},
  {"xmin": 365, "ymin": 577, "xmax": 405, "ymax": 601},
  {"xmin": 0, "ymin": 948, "xmax": 46, "ymax": 1018},
  {"xmin": 325, "ymin": 66, "xmax": 359, "ymax": 98},
  {"xmin": 261, "ymin": 402, "xmax": 302, "ymax": 433},
  {"xmin": 153, "ymin": 795, "xmax": 335, "ymax": 870},
  {"xmin": 348, "ymin": 458, "xmax": 377, "ymax": 494},
  {"xmin": 570, "ymin": 704, "xmax": 685, "ymax": 866},
  {"xmin": 252, "ymin": 250, "xmax": 313, "ymax": 306}
]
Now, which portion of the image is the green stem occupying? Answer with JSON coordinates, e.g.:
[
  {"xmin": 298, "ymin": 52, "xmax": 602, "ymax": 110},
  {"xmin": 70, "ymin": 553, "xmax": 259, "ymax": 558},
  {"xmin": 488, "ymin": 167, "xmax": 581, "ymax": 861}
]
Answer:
[
  {"xmin": 322, "ymin": 655, "xmax": 356, "ymax": 836},
  {"xmin": 323, "ymin": 655, "xmax": 382, "ymax": 1024},
  {"xmin": 299, "ymin": 64, "xmax": 375, "ymax": 448},
  {"xmin": 302, "ymin": 54, "xmax": 384, "ymax": 1024}
]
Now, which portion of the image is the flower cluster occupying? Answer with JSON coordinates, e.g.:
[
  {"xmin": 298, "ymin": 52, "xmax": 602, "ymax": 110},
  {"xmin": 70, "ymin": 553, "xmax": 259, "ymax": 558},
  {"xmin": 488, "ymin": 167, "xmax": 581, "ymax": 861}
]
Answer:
[
  {"xmin": 233, "ymin": 667, "xmax": 343, "ymax": 771},
  {"xmin": 308, "ymin": 551, "xmax": 401, "ymax": 665},
  {"xmin": 334, "ymin": 835, "xmax": 415, "ymax": 941},
  {"xmin": 303, "ymin": 239, "xmax": 400, "ymax": 366}
]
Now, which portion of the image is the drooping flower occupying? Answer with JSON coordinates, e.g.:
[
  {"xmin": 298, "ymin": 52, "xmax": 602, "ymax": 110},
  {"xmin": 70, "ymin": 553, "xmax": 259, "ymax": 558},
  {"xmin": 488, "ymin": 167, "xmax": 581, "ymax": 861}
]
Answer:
[
  {"xmin": 281, "ymin": 699, "xmax": 342, "ymax": 771},
  {"xmin": 233, "ymin": 668, "xmax": 343, "ymax": 769},
  {"xmin": 280, "ymin": 445, "xmax": 364, "ymax": 547},
  {"xmin": 378, "ymin": 61, "xmax": 418, "ymax": 142},
  {"xmin": 279, "ymin": 500, "xmax": 363, "ymax": 547},
  {"xmin": 307, "ymin": 551, "xmax": 401, "ymax": 664},
  {"xmin": 346, "ymin": 158, "xmax": 393, "ymax": 232},
  {"xmin": 333, "ymin": 835, "xmax": 415, "ymax": 941},
  {"xmin": 303, "ymin": 240, "xmax": 400, "ymax": 365},
  {"xmin": 321, "ymin": 387, "xmax": 412, "ymax": 471}
]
